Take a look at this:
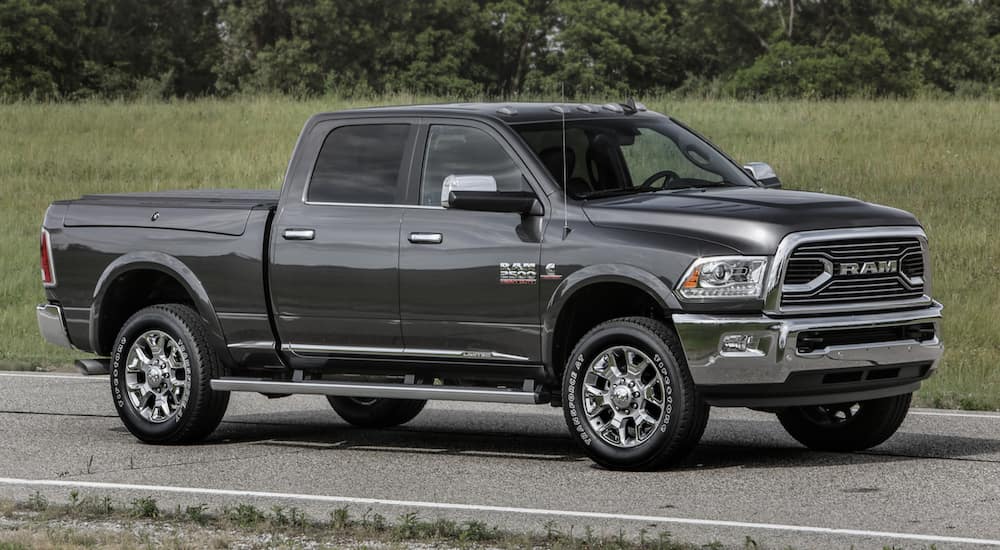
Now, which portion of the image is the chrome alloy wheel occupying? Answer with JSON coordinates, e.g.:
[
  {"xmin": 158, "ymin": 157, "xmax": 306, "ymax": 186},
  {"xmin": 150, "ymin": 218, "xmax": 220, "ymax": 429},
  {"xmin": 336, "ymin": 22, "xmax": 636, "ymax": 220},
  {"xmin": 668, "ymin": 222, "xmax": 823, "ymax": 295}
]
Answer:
[
  {"xmin": 124, "ymin": 330, "xmax": 190, "ymax": 423},
  {"xmin": 582, "ymin": 345, "xmax": 669, "ymax": 448}
]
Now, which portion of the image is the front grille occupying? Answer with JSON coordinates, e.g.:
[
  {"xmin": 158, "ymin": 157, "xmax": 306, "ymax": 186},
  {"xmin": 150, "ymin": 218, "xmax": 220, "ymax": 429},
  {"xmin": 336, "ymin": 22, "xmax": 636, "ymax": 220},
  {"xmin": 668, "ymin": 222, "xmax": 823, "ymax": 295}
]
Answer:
[
  {"xmin": 780, "ymin": 237, "xmax": 925, "ymax": 308},
  {"xmin": 796, "ymin": 322, "xmax": 936, "ymax": 354}
]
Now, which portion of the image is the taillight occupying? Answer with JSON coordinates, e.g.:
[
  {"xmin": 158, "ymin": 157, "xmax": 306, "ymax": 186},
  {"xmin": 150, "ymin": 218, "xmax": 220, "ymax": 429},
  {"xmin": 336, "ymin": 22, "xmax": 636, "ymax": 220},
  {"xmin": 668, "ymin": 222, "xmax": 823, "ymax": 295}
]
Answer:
[{"xmin": 40, "ymin": 229, "xmax": 55, "ymax": 287}]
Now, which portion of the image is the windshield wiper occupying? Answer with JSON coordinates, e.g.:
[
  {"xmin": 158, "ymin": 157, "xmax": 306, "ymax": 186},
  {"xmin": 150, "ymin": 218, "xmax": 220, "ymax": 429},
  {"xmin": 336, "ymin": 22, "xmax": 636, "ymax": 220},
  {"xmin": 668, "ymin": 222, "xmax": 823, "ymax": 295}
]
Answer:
[
  {"xmin": 658, "ymin": 179, "xmax": 742, "ymax": 191},
  {"xmin": 578, "ymin": 187, "xmax": 658, "ymax": 199}
]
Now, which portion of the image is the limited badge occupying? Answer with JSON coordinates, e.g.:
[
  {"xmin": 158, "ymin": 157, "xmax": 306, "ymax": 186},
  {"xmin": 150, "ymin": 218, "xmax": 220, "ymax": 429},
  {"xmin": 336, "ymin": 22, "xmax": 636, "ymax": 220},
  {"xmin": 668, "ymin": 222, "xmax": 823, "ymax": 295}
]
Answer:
[
  {"xmin": 540, "ymin": 262, "xmax": 562, "ymax": 281},
  {"xmin": 499, "ymin": 262, "xmax": 537, "ymax": 285}
]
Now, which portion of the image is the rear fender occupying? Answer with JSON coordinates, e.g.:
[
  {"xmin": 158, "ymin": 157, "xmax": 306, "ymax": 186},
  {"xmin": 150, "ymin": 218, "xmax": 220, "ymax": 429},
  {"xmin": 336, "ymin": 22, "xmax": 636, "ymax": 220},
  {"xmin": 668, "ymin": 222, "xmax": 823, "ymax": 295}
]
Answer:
[{"xmin": 90, "ymin": 251, "xmax": 231, "ymax": 366}]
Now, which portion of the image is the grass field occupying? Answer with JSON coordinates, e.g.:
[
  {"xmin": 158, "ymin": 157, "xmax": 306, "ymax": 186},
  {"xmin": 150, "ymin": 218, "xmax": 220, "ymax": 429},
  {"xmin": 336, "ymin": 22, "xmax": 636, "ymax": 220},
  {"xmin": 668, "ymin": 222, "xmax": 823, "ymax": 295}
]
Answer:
[{"xmin": 1, "ymin": 96, "xmax": 997, "ymax": 409}]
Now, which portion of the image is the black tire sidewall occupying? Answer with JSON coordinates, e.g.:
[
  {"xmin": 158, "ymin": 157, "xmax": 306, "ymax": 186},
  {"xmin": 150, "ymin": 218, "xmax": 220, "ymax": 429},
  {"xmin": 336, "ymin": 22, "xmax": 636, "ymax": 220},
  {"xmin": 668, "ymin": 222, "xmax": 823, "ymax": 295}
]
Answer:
[
  {"xmin": 563, "ymin": 322, "xmax": 687, "ymax": 468},
  {"xmin": 778, "ymin": 393, "xmax": 911, "ymax": 451},
  {"xmin": 327, "ymin": 396, "xmax": 426, "ymax": 428},
  {"xmin": 110, "ymin": 308, "xmax": 205, "ymax": 442}
]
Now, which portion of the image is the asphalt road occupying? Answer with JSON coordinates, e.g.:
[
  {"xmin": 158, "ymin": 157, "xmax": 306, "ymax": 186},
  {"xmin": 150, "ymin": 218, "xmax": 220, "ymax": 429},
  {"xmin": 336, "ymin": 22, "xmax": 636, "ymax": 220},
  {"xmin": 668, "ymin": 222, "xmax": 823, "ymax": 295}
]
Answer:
[{"xmin": 2, "ymin": 371, "xmax": 999, "ymax": 549}]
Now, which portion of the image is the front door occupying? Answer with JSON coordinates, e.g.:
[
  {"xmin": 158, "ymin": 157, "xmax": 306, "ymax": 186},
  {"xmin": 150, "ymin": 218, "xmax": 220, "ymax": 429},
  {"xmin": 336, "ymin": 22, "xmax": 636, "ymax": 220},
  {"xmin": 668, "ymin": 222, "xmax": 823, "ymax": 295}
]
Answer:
[
  {"xmin": 270, "ymin": 121, "xmax": 417, "ymax": 359},
  {"xmin": 399, "ymin": 122, "xmax": 546, "ymax": 363}
]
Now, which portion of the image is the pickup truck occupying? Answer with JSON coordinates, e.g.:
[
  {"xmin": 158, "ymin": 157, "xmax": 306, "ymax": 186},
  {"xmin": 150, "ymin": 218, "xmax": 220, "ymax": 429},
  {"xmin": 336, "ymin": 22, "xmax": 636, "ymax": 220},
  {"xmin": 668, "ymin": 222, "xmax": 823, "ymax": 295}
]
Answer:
[{"xmin": 37, "ymin": 102, "xmax": 943, "ymax": 470}]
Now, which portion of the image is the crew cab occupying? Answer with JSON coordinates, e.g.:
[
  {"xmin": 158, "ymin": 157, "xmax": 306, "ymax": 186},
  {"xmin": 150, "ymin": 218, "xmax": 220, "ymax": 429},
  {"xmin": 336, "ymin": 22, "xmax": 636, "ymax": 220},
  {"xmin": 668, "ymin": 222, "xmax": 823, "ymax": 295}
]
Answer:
[{"xmin": 37, "ymin": 102, "xmax": 943, "ymax": 469}]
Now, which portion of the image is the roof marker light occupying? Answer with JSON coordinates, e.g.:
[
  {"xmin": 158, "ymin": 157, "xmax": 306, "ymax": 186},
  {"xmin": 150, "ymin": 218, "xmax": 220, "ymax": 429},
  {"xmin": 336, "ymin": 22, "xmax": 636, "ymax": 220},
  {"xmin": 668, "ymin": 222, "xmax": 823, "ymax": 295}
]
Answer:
[
  {"xmin": 496, "ymin": 106, "xmax": 518, "ymax": 117},
  {"xmin": 602, "ymin": 103, "xmax": 624, "ymax": 114},
  {"xmin": 576, "ymin": 104, "xmax": 596, "ymax": 113}
]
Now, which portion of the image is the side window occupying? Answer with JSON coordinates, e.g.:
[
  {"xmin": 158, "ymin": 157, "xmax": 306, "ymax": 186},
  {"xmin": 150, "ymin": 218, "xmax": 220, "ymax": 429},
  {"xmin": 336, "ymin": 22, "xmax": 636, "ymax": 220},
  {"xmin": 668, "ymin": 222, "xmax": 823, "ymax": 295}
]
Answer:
[
  {"xmin": 308, "ymin": 124, "xmax": 411, "ymax": 204},
  {"xmin": 421, "ymin": 125, "xmax": 529, "ymax": 206}
]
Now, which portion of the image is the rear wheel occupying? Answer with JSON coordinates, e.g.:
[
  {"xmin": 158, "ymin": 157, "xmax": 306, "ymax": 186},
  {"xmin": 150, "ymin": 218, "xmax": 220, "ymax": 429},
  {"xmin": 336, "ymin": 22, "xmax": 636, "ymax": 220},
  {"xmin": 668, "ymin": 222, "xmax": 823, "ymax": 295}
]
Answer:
[
  {"xmin": 777, "ymin": 393, "xmax": 912, "ymax": 451},
  {"xmin": 327, "ymin": 396, "xmax": 426, "ymax": 428},
  {"xmin": 110, "ymin": 304, "xmax": 229, "ymax": 444},
  {"xmin": 561, "ymin": 317, "xmax": 709, "ymax": 470}
]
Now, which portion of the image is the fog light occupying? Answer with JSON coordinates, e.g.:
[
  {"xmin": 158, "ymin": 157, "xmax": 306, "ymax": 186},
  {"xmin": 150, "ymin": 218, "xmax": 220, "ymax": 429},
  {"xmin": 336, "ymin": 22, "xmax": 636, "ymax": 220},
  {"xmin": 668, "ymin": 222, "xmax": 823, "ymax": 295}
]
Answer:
[{"xmin": 721, "ymin": 334, "xmax": 757, "ymax": 354}]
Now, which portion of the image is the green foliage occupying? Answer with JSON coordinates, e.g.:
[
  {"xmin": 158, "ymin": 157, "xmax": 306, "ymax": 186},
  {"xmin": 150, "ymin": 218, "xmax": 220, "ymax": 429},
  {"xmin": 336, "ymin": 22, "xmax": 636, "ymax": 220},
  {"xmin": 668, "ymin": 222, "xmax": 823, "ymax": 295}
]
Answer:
[
  {"xmin": 0, "ymin": 0, "xmax": 86, "ymax": 99},
  {"xmin": 128, "ymin": 497, "xmax": 159, "ymax": 519},
  {"xmin": 727, "ymin": 35, "xmax": 920, "ymax": 98},
  {"xmin": 185, "ymin": 504, "xmax": 209, "ymax": 525},
  {"xmin": 25, "ymin": 492, "xmax": 47, "ymax": 512},
  {"xmin": 225, "ymin": 503, "xmax": 265, "ymax": 527},
  {"xmin": 2, "ymin": 0, "xmax": 999, "ymax": 100}
]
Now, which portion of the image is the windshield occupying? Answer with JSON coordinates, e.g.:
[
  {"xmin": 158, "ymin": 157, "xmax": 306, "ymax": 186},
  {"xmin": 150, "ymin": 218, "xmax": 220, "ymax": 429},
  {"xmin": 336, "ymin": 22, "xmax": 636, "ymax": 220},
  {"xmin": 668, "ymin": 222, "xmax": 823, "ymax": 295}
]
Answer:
[{"xmin": 513, "ymin": 117, "xmax": 755, "ymax": 199}]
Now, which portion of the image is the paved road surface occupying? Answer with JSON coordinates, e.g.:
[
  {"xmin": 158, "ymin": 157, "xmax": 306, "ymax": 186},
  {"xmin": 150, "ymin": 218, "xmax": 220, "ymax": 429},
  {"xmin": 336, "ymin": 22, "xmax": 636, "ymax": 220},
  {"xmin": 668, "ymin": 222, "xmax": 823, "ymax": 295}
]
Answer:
[{"xmin": 2, "ymin": 371, "xmax": 999, "ymax": 548}]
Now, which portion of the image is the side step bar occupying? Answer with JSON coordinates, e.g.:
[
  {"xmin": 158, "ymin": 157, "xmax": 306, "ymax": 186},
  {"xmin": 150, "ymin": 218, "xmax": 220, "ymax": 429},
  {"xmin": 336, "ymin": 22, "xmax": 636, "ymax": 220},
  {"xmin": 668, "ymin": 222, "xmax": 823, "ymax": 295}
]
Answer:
[
  {"xmin": 75, "ymin": 358, "xmax": 110, "ymax": 375},
  {"xmin": 210, "ymin": 377, "xmax": 547, "ymax": 405}
]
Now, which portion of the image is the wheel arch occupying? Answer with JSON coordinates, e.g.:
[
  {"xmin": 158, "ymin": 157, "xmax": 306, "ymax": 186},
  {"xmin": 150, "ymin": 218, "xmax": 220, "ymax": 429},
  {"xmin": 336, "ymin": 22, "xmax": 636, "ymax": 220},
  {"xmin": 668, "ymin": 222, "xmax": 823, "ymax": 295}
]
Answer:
[
  {"xmin": 90, "ymin": 252, "xmax": 230, "ymax": 365},
  {"xmin": 542, "ymin": 264, "xmax": 681, "ymax": 383}
]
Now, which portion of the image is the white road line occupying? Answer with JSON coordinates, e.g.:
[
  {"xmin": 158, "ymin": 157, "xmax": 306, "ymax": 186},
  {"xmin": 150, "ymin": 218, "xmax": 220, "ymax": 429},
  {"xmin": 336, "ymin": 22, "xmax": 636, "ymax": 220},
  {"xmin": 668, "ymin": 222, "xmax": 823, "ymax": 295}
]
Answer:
[
  {"xmin": 0, "ymin": 477, "xmax": 997, "ymax": 546},
  {"xmin": 0, "ymin": 372, "xmax": 101, "ymax": 381},
  {"xmin": 911, "ymin": 410, "xmax": 1000, "ymax": 420}
]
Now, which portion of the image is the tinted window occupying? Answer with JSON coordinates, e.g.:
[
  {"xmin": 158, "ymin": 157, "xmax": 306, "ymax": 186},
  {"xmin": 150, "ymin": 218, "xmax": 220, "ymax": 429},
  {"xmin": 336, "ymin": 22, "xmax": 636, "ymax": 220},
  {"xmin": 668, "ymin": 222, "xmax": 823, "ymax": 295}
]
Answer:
[
  {"xmin": 421, "ymin": 125, "xmax": 528, "ymax": 206},
  {"xmin": 308, "ymin": 124, "xmax": 411, "ymax": 204}
]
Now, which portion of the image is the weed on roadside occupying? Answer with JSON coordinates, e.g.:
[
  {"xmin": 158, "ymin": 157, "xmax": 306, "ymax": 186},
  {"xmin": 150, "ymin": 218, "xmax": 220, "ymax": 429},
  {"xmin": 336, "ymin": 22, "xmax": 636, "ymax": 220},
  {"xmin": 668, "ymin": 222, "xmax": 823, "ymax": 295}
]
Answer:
[
  {"xmin": 128, "ymin": 496, "xmax": 159, "ymax": 518},
  {"xmin": 0, "ymin": 491, "xmax": 733, "ymax": 549}
]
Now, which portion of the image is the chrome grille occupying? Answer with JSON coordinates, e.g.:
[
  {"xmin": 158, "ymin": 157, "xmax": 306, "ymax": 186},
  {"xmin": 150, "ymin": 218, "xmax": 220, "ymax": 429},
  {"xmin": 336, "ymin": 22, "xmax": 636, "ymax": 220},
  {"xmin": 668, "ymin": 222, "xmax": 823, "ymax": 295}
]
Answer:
[{"xmin": 780, "ymin": 237, "xmax": 925, "ymax": 308}]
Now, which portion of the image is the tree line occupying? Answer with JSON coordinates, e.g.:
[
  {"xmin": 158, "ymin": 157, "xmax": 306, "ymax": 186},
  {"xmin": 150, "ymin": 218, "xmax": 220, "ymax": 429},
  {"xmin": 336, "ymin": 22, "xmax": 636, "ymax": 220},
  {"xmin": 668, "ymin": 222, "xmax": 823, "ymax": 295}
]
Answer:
[{"xmin": 2, "ymin": 0, "xmax": 999, "ymax": 101}]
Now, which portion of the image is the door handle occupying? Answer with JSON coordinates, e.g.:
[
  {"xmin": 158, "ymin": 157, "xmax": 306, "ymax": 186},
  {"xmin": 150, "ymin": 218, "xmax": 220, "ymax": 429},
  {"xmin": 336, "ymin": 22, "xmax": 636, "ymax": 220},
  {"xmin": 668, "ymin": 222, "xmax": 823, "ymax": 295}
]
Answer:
[
  {"xmin": 283, "ymin": 228, "xmax": 315, "ymax": 241},
  {"xmin": 408, "ymin": 232, "xmax": 443, "ymax": 244}
]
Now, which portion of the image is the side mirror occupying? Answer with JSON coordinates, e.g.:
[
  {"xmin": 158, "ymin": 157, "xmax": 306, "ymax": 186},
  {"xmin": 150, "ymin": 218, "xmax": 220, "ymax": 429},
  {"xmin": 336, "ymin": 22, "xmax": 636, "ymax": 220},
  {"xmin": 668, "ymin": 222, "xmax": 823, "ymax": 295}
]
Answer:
[
  {"xmin": 447, "ymin": 191, "xmax": 543, "ymax": 215},
  {"xmin": 441, "ymin": 174, "xmax": 542, "ymax": 215},
  {"xmin": 743, "ymin": 162, "xmax": 782, "ymax": 189},
  {"xmin": 441, "ymin": 175, "xmax": 497, "ymax": 208}
]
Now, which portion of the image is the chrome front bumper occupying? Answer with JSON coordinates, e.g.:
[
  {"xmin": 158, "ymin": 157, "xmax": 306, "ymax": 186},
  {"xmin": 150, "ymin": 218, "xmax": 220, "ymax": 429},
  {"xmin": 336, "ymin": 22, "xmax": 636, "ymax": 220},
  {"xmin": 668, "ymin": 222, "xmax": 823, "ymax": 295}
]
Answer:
[
  {"xmin": 37, "ymin": 303, "xmax": 74, "ymax": 350},
  {"xmin": 673, "ymin": 302, "xmax": 943, "ymax": 391}
]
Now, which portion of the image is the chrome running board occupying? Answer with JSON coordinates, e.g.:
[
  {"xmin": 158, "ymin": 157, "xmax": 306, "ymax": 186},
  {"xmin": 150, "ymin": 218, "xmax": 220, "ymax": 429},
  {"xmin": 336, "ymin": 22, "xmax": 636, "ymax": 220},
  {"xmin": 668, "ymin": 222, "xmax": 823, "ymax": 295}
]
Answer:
[
  {"xmin": 210, "ymin": 377, "xmax": 546, "ymax": 404},
  {"xmin": 75, "ymin": 358, "xmax": 110, "ymax": 375}
]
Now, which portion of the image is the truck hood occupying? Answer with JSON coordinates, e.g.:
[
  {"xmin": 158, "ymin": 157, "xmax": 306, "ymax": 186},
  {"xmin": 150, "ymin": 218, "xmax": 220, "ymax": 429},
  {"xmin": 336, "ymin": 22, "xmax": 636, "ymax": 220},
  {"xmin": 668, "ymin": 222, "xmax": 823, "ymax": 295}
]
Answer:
[{"xmin": 582, "ymin": 187, "xmax": 920, "ymax": 255}]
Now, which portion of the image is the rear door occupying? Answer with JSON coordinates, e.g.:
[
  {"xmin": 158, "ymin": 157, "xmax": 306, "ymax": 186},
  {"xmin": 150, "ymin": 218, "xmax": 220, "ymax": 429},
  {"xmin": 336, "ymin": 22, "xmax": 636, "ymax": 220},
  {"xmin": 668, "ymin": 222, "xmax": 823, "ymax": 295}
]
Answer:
[
  {"xmin": 398, "ymin": 120, "xmax": 547, "ymax": 363},
  {"xmin": 269, "ymin": 120, "xmax": 418, "ymax": 359}
]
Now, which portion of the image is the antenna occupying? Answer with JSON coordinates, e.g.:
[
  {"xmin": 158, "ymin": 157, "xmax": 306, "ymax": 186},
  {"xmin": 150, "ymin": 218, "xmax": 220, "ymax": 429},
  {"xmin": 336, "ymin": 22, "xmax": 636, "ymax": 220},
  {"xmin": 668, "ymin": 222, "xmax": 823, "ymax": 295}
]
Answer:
[{"xmin": 550, "ymin": 84, "xmax": 571, "ymax": 240}]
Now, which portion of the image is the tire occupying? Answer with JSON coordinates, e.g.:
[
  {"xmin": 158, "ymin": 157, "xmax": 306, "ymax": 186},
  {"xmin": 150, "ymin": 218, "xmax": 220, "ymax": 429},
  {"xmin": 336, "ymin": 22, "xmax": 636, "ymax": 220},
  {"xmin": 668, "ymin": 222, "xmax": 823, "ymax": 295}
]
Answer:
[
  {"xmin": 327, "ymin": 396, "xmax": 426, "ymax": 428},
  {"xmin": 777, "ymin": 393, "xmax": 912, "ymax": 452},
  {"xmin": 561, "ymin": 317, "xmax": 709, "ymax": 470},
  {"xmin": 110, "ymin": 304, "xmax": 230, "ymax": 444}
]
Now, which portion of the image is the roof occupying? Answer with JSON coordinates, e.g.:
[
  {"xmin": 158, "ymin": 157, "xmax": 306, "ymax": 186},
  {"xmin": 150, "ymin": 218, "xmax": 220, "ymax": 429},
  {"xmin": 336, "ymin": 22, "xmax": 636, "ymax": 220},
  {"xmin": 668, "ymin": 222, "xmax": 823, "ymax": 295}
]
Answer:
[{"xmin": 319, "ymin": 101, "xmax": 664, "ymax": 125}]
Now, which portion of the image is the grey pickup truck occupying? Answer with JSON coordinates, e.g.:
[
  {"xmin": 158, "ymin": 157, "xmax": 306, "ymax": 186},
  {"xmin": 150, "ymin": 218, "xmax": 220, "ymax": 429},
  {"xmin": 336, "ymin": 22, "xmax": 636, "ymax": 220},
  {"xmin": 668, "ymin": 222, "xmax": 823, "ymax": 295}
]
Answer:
[{"xmin": 37, "ymin": 102, "xmax": 943, "ymax": 470}]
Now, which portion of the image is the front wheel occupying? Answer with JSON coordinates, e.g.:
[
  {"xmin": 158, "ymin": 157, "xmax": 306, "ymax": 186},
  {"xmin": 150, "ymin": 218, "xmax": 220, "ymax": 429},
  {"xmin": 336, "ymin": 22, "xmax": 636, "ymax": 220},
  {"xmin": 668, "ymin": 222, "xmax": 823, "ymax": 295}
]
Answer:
[
  {"xmin": 562, "ymin": 317, "xmax": 709, "ymax": 470},
  {"xmin": 777, "ymin": 393, "xmax": 912, "ymax": 452},
  {"xmin": 110, "ymin": 304, "xmax": 229, "ymax": 444}
]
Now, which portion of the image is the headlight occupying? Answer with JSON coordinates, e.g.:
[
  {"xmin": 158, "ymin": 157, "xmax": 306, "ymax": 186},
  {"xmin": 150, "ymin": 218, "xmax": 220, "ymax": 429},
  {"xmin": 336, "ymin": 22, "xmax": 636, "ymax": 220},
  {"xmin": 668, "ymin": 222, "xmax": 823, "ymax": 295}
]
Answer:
[{"xmin": 675, "ymin": 256, "xmax": 768, "ymax": 299}]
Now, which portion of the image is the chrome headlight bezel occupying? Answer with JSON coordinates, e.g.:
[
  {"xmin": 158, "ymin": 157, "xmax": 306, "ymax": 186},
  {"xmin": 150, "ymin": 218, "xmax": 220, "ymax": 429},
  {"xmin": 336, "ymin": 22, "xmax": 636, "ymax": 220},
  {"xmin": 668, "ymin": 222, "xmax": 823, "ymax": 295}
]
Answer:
[{"xmin": 674, "ymin": 256, "xmax": 769, "ymax": 301}]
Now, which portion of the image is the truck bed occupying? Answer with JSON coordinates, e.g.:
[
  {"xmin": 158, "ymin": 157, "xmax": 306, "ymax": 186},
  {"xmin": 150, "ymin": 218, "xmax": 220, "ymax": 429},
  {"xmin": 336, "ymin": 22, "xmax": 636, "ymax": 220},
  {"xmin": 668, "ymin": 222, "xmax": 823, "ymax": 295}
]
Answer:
[{"xmin": 46, "ymin": 188, "xmax": 278, "ymax": 361}]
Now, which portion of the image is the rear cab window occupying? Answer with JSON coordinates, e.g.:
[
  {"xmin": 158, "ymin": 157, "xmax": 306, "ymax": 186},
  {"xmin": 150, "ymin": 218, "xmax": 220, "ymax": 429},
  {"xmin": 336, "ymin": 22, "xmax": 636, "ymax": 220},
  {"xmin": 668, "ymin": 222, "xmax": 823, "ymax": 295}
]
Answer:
[{"xmin": 307, "ymin": 124, "xmax": 413, "ymax": 204}]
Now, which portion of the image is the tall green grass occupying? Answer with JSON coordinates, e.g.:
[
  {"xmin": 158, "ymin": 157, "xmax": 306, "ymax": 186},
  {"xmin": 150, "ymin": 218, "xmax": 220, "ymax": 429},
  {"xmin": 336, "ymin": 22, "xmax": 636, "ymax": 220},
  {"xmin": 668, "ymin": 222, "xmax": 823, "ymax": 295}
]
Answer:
[{"xmin": 1, "ymin": 97, "xmax": 997, "ymax": 408}]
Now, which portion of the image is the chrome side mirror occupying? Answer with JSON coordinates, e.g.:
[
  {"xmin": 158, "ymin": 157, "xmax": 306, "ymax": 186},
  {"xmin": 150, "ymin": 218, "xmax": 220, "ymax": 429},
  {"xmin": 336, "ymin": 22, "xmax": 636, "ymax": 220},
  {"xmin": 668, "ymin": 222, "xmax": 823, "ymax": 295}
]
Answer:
[
  {"xmin": 441, "ymin": 175, "xmax": 497, "ymax": 208},
  {"xmin": 743, "ymin": 162, "xmax": 781, "ymax": 188}
]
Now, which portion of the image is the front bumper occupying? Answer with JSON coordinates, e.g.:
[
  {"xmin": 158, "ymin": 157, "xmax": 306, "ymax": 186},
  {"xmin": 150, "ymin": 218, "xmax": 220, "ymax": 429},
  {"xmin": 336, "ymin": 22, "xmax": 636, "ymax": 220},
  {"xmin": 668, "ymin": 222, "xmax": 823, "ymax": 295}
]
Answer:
[
  {"xmin": 37, "ymin": 303, "xmax": 74, "ymax": 350},
  {"xmin": 673, "ymin": 302, "xmax": 943, "ymax": 407}
]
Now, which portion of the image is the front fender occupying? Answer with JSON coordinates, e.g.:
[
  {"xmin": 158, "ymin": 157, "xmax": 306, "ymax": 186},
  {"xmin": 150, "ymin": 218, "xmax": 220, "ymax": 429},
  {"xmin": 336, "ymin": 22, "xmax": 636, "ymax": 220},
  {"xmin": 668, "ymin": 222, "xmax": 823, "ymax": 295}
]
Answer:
[
  {"xmin": 541, "ymin": 264, "xmax": 681, "ymax": 369},
  {"xmin": 90, "ymin": 251, "xmax": 229, "ymax": 363}
]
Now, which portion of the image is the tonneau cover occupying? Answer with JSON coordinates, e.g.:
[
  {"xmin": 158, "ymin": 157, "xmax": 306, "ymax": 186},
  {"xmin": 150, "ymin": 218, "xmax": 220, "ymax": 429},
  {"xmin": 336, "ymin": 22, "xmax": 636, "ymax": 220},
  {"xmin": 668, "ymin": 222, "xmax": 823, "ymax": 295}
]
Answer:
[{"xmin": 64, "ymin": 189, "xmax": 279, "ymax": 236}]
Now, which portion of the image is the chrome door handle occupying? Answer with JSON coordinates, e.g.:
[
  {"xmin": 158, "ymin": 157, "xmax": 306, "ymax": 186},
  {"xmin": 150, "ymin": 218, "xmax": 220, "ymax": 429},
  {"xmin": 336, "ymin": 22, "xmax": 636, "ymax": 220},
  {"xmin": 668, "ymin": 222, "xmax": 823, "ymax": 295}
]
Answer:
[
  {"xmin": 408, "ymin": 232, "xmax": 443, "ymax": 244},
  {"xmin": 282, "ymin": 228, "xmax": 315, "ymax": 241}
]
